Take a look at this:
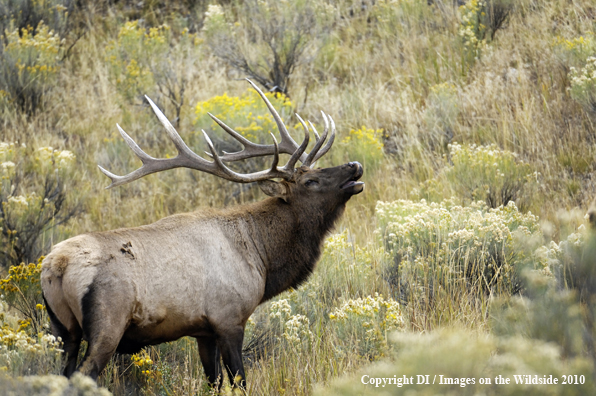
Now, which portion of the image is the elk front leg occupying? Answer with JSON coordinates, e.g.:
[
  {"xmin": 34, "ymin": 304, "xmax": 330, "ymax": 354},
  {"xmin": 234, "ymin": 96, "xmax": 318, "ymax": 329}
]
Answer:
[
  {"xmin": 196, "ymin": 336, "xmax": 223, "ymax": 388},
  {"xmin": 217, "ymin": 327, "xmax": 246, "ymax": 389}
]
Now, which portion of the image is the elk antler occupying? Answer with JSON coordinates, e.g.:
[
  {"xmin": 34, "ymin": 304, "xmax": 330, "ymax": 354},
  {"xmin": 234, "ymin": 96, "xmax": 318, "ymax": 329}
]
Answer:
[{"xmin": 98, "ymin": 80, "xmax": 334, "ymax": 188}]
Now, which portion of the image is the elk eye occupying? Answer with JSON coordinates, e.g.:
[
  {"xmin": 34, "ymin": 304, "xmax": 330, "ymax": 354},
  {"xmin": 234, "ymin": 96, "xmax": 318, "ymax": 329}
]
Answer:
[{"xmin": 305, "ymin": 180, "xmax": 319, "ymax": 187}]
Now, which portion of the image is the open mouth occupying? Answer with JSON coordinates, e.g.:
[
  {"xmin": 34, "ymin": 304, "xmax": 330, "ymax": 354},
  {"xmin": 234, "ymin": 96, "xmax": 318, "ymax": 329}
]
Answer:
[{"xmin": 340, "ymin": 166, "xmax": 364, "ymax": 192}]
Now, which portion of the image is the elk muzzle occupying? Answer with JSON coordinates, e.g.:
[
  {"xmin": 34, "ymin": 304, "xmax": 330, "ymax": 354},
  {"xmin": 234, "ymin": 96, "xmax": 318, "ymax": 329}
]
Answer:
[{"xmin": 340, "ymin": 161, "xmax": 364, "ymax": 195}]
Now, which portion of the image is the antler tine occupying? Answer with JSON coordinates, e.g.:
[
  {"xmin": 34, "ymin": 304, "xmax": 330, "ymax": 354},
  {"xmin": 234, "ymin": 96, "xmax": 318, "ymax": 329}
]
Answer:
[
  {"xmin": 97, "ymin": 123, "xmax": 158, "ymax": 188},
  {"xmin": 208, "ymin": 112, "xmax": 255, "ymax": 150},
  {"xmin": 97, "ymin": 165, "xmax": 125, "ymax": 188},
  {"xmin": 145, "ymin": 96, "xmax": 202, "ymax": 161},
  {"xmin": 268, "ymin": 132, "xmax": 280, "ymax": 171},
  {"xmin": 312, "ymin": 127, "xmax": 320, "ymax": 143},
  {"xmin": 312, "ymin": 113, "xmax": 336, "ymax": 164},
  {"xmin": 202, "ymin": 130, "xmax": 244, "ymax": 181},
  {"xmin": 116, "ymin": 124, "xmax": 154, "ymax": 164},
  {"xmin": 303, "ymin": 118, "xmax": 329, "ymax": 167},
  {"xmin": 245, "ymin": 79, "xmax": 308, "ymax": 163},
  {"xmin": 284, "ymin": 114, "xmax": 310, "ymax": 171}
]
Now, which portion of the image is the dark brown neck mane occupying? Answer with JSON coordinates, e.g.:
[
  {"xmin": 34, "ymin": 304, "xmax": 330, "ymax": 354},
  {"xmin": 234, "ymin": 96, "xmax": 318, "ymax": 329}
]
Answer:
[{"xmin": 242, "ymin": 197, "xmax": 346, "ymax": 302}]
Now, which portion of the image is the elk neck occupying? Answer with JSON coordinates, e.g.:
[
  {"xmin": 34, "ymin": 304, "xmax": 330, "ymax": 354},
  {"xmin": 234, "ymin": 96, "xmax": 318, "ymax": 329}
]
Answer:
[{"xmin": 240, "ymin": 196, "xmax": 346, "ymax": 302}]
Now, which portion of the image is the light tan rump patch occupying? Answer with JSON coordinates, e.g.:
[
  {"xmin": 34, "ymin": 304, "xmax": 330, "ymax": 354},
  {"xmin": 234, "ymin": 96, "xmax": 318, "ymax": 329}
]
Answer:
[{"xmin": 43, "ymin": 254, "xmax": 70, "ymax": 277}]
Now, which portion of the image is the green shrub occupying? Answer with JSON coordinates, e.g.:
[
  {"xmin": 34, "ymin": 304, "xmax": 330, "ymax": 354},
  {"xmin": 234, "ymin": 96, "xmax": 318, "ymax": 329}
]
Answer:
[
  {"xmin": 491, "ymin": 271, "xmax": 584, "ymax": 359},
  {"xmin": 445, "ymin": 143, "xmax": 537, "ymax": 210},
  {"xmin": 0, "ymin": 373, "xmax": 111, "ymax": 395},
  {"xmin": 242, "ymin": 230, "xmax": 391, "ymax": 369},
  {"xmin": 0, "ymin": 297, "xmax": 62, "ymax": 376},
  {"xmin": 328, "ymin": 293, "xmax": 404, "ymax": 359},
  {"xmin": 569, "ymin": 56, "xmax": 596, "ymax": 116},
  {"xmin": 411, "ymin": 143, "xmax": 538, "ymax": 210},
  {"xmin": 491, "ymin": 226, "xmax": 596, "ymax": 385},
  {"xmin": 459, "ymin": 0, "xmax": 512, "ymax": 63},
  {"xmin": 0, "ymin": 0, "xmax": 73, "ymax": 39},
  {"xmin": 105, "ymin": 20, "xmax": 199, "ymax": 117},
  {"xmin": 105, "ymin": 21, "xmax": 162, "ymax": 103},
  {"xmin": 203, "ymin": 0, "xmax": 331, "ymax": 96},
  {"xmin": 317, "ymin": 328, "xmax": 594, "ymax": 396},
  {"xmin": 0, "ymin": 142, "xmax": 79, "ymax": 269},
  {"xmin": 377, "ymin": 199, "xmax": 544, "ymax": 326},
  {"xmin": 0, "ymin": 23, "xmax": 63, "ymax": 115}
]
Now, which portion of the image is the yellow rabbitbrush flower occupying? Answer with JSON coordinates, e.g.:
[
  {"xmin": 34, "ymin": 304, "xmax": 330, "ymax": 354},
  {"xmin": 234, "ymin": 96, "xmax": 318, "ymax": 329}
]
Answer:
[
  {"xmin": 341, "ymin": 127, "xmax": 384, "ymax": 152},
  {"xmin": 4, "ymin": 24, "xmax": 61, "ymax": 67},
  {"xmin": 340, "ymin": 126, "xmax": 384, "ymax": 168},
  {"xmin": 131, "ymin": 349, "xmax": 153, "ymax": 369},
  {"xmin": 105, "ymin": 21, "xmax": 171, "ymax": 103},
  {"xmin": 0, "ymin": 262, "xmax": 43, "ymax": 295},
  {"xmin": 430, "ymin": 82, "xmax": 457, "ymax": 96},
  {"xmin": 553, "ymin": 33, "xmax": 595, "ymax": 53},
  {"xmin": 0, "ymin": 299, "xmax": 63, "ymax": 369},
  {"xmin": 195, "ymin": 91, "xmax": 292, "ymax": 136},
  {"xmin": 194, "ymin": 90, "xmax": 293, "ymax": 149},
  {"xmin": 0, "ymin": 260, "xmax": 48, "ymax": 335},
  {"xmin": 458, "ymin": 0, "xmax": 487, "ymax": 57},
  {"xmin": 131, "ymin": 349, "xmax": 166, "ymax": 386},
  {"xmin": 329, "ymin": 293, "xmax": 404, "ymax": 334},
  {"xmin": 552, "ymin": 32, "xmax": 596, "ymax": 64}
]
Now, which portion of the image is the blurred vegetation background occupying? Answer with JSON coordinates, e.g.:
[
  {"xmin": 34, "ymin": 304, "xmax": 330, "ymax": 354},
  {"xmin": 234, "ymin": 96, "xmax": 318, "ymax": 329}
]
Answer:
[{"xmin": 1, "ymin": 0, "xmax": 596, "ymax": 394}]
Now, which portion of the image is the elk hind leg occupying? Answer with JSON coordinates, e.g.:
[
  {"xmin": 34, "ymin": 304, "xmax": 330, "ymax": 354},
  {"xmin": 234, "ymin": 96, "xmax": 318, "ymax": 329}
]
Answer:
[
  {"xmin": 77, "ymin": 284, "xmax": 129, "ymax": 380},
  {"xmin": 45, "ymin": 295, "xmax": 81, "ymax": 377}
]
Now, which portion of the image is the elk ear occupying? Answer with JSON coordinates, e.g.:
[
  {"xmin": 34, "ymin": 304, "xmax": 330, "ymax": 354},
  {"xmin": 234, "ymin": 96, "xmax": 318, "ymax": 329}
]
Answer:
[{"xmin": 258, "ymin": 180, "xmax": 289, "ymax": 202}]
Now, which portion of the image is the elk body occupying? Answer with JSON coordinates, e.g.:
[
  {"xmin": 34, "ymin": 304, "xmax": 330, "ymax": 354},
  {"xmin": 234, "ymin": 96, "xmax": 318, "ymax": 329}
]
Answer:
[{"xmin": 41, "ymin": 80, "xmax": 364, "ymax": 388}]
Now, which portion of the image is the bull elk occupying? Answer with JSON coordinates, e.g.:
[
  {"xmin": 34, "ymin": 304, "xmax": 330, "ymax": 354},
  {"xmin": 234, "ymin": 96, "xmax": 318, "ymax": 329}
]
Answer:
[{"xmin": 41, "ymin": 80, "xmax": 364, "ymax": 388}]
